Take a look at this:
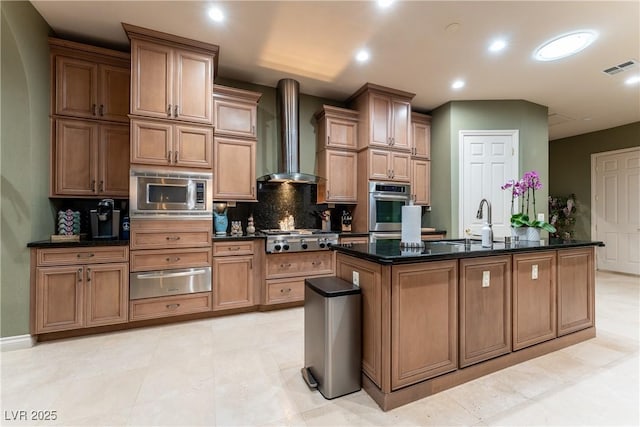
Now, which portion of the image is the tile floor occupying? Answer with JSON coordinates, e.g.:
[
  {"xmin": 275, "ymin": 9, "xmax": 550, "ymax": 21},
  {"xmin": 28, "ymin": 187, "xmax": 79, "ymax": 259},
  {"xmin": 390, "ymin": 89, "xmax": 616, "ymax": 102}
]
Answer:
[{"xmin": 1, "ymin": 271, "xmax": 638, "ymax": 426}]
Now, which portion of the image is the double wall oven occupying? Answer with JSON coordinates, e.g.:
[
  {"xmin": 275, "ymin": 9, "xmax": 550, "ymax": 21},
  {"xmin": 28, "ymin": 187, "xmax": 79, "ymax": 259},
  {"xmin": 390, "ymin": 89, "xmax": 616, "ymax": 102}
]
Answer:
[
  {"xmin": 368, "ymin": 181, "xmax": 412, "ymax": 242},
  {"xmin": 129, "ymin": 167, "xmax": 213, "ymax": 303}
]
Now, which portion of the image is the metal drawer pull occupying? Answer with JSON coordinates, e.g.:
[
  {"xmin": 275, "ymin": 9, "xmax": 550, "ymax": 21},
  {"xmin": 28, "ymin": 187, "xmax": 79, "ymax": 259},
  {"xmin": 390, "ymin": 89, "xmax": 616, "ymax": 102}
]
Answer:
[
  {"xmin": 167, "ymin": 104, "xmax": 172, "ymax": 117},
  {"xmin": 86, "ymin": 268, "xmax": 91, "ymax": 282},
  {"xmin": 165, "ymin": 257, "xmax": 181, "ymax": 262},
  {"xmin": 99, "ymin": 104, "xmax": 104, "ymax": 116},
  {"xmin": 99, "ymin": 181, "xmax": 104, "ymax": 192},
  {"xmin": 92, "ymin": 104, "xmax": 97, "ymax": 115},
  {"xmin": 91, "ymin": 179, "xmax": 97, "ymax": 192},
  {"xmin": 280, "ymin": 263, "xmax": 292, "ymax": 268},
  {"xmin": 228, "ymin": 247, "xmax": 241, "ymax": 251},
  {"xmin": 77, "ymin": 268, "xmax": 82, "ymax": 282},
  {"xmin": 166, "ymin": 236, "xmax": 181, "ymax": 241},
  {"xmin": 312, "ymin": 261, "xmax": 322, "ymax": 266},
  {"xmin": 280, "ymin": 288, "xmax": 292, "ymax": 293},
  {"xmin": 174, "ymin": 105, "xmax": 179, "ymax": 117},
  {"xmin": 136, "ymin": 269, "xmax": 207, "ymax": 280},
  {"xmin": 167, "ymin": 151, "xmax": 172, "ymax": 163},
  {"xmin": 175, "ymin": 151, "xmax": 179, "ymax": 163},
  {"xmin": 166, "ymin": 303, "xmax": 180, "ymax": 310},
  {"xmin": 77, "ymin": 253, "xmax": 95, "ymax": 258}
]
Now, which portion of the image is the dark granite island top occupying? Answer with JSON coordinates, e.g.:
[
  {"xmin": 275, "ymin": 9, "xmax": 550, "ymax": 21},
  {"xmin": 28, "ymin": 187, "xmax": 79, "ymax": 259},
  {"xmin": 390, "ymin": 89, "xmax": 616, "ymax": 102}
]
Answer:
[
  {"xmin": 331, "ymin": 238, "xmax": 603, "ymax": 264},
  {"xmin": 332, "ymin": 237, "xmax": 601, "ymax": 411}
]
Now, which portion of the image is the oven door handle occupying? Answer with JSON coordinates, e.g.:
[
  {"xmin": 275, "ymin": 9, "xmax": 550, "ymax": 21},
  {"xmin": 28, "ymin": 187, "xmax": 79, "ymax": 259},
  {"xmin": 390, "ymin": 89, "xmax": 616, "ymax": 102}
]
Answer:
[
  {"xmin": 371, "ymin": 194, "xmax": 410, "ymax": 201},
  {"xmin": 134, "ymin": 269, "xmax": 208, "ymax": 280}
]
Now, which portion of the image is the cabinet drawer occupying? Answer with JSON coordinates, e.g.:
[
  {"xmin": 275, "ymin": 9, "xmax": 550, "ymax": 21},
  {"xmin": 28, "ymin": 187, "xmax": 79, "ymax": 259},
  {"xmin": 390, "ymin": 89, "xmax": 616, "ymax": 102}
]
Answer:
[
  {"xmin": 130, "ymin": 219, "xmax": 212, "ymax": 250},
  {"xmin": 265, "ymin": 278, "xmax": 305, "ymax": 305},
  {"xmin": 129, "ymin": 292, "xmax": 212, "ymax": 321},
  {"xmin": 37, "ymin": 246, "xmax": 129, "ymax": 266},
  {"xmin": 265, "ymin": 251, "xmax": 334, "ymax": 279},
  {"xmin": 212, "ymin": 241, "xmax": 254, "ymax": 256},
  {"xmin": 130, "ymin": 248, "xmax": 212, "ymax": 272},
  {"xmin": 339, "ymin": 237, "xmax": 370, "ymax": 245}
]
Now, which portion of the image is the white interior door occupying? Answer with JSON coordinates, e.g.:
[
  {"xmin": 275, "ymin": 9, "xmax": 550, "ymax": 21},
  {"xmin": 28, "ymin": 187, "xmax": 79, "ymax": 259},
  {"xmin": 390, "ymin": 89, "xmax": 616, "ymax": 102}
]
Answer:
[
  {"xmin": 460, "ymin": 130, "xmax": 519, "ymax": 238},
  {"xmin": 592, "ymin": 147, "xmax": 640, "ymax": 275}
]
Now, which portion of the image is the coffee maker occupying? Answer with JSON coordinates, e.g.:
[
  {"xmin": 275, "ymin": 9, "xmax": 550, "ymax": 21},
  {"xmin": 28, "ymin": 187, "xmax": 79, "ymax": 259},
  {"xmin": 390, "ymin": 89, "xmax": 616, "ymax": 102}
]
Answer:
[{"xmin": 90, "ymin": 199, "xmax": 120, "ymax": 239}]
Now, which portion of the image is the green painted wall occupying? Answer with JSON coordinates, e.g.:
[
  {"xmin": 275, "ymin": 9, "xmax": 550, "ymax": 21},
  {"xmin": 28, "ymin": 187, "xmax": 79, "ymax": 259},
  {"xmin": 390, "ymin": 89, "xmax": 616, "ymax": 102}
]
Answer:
[
  {"xmin": 215, "ymin": 77, "xmax": 344, "ymax": 179},
  {"xmin": 1, "ymin": 1, "xmax": 53, "ymax": 337},
  {"xmin": 426, "ymin": 100, "xmax": 549, "ymax": 237},
  {"xmin": 549, "ymin": 122, "xmax": 640, "ymax": 240}
]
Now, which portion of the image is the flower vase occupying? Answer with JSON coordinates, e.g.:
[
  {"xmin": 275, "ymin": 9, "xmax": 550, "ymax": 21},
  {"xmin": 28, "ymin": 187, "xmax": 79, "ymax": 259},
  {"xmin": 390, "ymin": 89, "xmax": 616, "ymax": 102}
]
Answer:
[
  {"xmin": 213, "ymin": 210, "xmax": 228, "ymax": 235},
  {"xmin": 525, "ymin": 226, "xmax": 541, "ymax": 242}
]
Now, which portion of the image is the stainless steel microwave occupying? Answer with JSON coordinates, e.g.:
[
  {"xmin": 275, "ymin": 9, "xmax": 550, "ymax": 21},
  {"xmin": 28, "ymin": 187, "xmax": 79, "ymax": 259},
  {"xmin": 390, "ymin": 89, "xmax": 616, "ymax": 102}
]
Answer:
[
  {"xmin": 129, "ymin": 168, "xmax": 212, "ymax": 218},
  {"xmin": 369, "ymin": 181, "xmax": 411, "ymax": 232}
]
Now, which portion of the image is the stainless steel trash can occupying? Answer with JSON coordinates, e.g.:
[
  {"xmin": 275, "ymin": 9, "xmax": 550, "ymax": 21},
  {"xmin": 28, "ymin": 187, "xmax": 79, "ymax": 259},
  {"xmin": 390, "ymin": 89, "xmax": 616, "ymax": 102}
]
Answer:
[{"xmin": 301, "ymin": 276, "xmax": 361, "ymax": 399}]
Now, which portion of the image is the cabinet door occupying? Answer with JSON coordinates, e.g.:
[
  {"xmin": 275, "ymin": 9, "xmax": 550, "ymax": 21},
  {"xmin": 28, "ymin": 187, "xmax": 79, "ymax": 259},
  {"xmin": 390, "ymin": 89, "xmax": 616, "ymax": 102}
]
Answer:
[
  {"xmin": 318, "ymin": 150, "xmax": 357, "ymax": 203},
  {"xmin": 130, "ymin": 118, "xmax": 173, "ymax": 166},
  {"xmin": 390, "ymin": 98, "xmax": 411, "ymax": 150},
  {"xmin": 174, "ymin": 49, "xmax": 213, "ymax": 124},
  {"xmin": 513, "ymin": 252, "xmax": 557, "ymax": 350},
  {"xmin": 370, "ymin": 93, "xmax": 391, "ymax": 146},
  {"xmin": 174, "ymin": 124, "xmax": 213, "ymax": 169},
  {"xmin": 85, "ymin": 263, "xmax": 129, "ymax": 327},
  {"xmin": 369, "ymin": 149, "xmax": 391, "ymax": 180},
  {"xmin": 213, "ymin": 137, "xmax": 256, "ymax": 200},
  {"xmin": 557, "ymin": 248, "xmax": 595, "ymax": 336},
  {"xmin": 412, "ymin": 119, "xmax": 431, "ymax": 158},
  {"xmin": 390, "ymin": 152, "xmax": 411, "ymax": 182},
  {"xmin": 54, "ymin": 119, "xmax": 98, "ymax": 196},
  {"xmin": 212, "ymin": 256, "xmax": 254, "ymax": 310},
  {"xmin": 131, "ymin": 40, "xmax": 173, "ymax": 119},
  {"xmin": 55, "ymin": 56, "xmax": 98, "ymax": 119},
  {"xmin": 98, "ymin": 124, "xmax": 129, "ymax": 197},
  {"xmin": 98, "ymin": 64, "xmax": 130, "ymax": 123},
  {"xmin": 214, "ymin": 98, "xmax": 257, "ymax": 138},
  {"xmin": 459, "ymin": 256, "xmax": 512, "ymax": 367},
  {"xmin": 36, "ymin": 266, "xmax": 84, "ymax": 333},
  {"xmin": 411, "ymin": 159, "xmax": 430, "ymax": 205},
  {"xmin": 327, "ymin": 117, "xmax": 358, "ymax": 150},
  {"xmin": 391, "ymin": 261, "xmax": 458, "ymax": 390}
]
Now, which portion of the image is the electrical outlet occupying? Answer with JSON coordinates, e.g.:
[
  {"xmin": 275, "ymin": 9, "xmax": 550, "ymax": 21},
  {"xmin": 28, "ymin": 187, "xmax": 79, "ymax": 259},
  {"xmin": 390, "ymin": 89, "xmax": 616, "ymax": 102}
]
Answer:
[
  {"xmin": 532, "ymin": 264, "xmax": 539, "ymax": 280},
  {"xmin": 482, "ymin": 271, "xmax": 490, "ymax": 287},
  {"xmin": 352, "ymin": 271, "xmax": 360, "ymax": 287}
]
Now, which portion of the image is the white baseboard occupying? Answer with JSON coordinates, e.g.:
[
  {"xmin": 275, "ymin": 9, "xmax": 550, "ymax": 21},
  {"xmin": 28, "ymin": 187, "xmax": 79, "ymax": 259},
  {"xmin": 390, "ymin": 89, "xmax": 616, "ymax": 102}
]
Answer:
[{"xmin": 0, "ymin": 334, "xmax": 35, "ymax": 352}]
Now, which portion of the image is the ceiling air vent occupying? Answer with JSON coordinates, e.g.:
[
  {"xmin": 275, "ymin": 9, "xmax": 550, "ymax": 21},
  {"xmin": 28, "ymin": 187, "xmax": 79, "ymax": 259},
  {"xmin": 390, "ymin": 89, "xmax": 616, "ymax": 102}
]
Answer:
[
  {"xmin": 548, "ymin": 112, "xmax": 574, "ymax": 127},
  {"xmin": 603, "ymin": 59, "xmax": 638, "ymax": 75}
]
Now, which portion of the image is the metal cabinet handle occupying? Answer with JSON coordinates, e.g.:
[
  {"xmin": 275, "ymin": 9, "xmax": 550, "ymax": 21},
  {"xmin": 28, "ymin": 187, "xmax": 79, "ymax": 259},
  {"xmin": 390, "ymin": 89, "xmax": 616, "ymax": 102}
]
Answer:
[
  {"xmin": 99, "ymin": 181, "xmax": 104, "ymax": 192},
  {"xmin": 86, "ymin": 268, "xmax": 91, "ymax": 283},
  {"xmin": 228, "ymin": 247, "xmax": 241, "ymax": 251},
  {"xmin": 77, "ymin": 268, "xmax": 82, "ymax": 282},
  {"xmin": 251, "ymin": 186, "xmax": 255, "ymax": 196},
  {"xmin": 99, "ymin": 104, "xmax": 104, "ymax": 116},
  {"xmin": 167, "ymin": 151, "xmax": 172, "ymax": 164},
  {"xmin": 166, "ymin": 303, "xmax": 180, "ymax": 310},
  {"xmin": 167, "ymin": 104, "xmax": 172, "ymax": 117},
  {"xmin": 174, "ymin": 151, "xmax": 179, "ymax": 163},
  {"xmin": 77, "ymin": 253, "xmax": 95, "ymax": 258},
  {"xmin": 280, "ymin": 288, "xmax": 292, "ymax": 293},
  {"xmin": 249, "ymin": 259, "xmax": 253, "ymax": 269},
  {"xmin": 91, "ymin": 179, "xmax": 96, "ymax": 192},
  {"xmin": 92, "ymin": 104, "xmax": 97, "ymax": 115},
  {"xmin": 311, "ymin": 261, "xmax": 322, "ymax": 266},
  {"xmin": 174, "ymin": 105, "xmax": 179, "ymax": 117},
  {"xmin": 166, "ymin": 236, "xmax": 181, "ymax": 241},
  {"xmin": 251, "ymin": 125, "xmax": 255, "ymax": 135},
  {"xmin": 165, "ymin": 257, "xmax": 181, "ymax": 262},
  {"xmin": 280, "ymin": 263, "xmax": 292, "ymax": 268}
]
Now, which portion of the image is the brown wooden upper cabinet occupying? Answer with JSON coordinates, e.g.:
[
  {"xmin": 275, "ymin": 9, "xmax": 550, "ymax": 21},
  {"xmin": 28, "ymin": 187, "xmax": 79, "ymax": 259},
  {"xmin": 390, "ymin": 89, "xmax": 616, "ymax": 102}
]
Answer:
[
  {"xmin": 410, "ymin": 112, "xmax": 431, "ymax": 159},
  {"xmin": 123, "ymin": 23, "xmax": 219, "ymax": 125},
  {"xmin": 366, "ymin": 148, "xmax": 411, "ymax": 183},
  {"xmin": 213, "ymin": 85, "xmax": 260, "ymax": 138},
  {"xmin": 51, "ymin": 39, "xmax": 130, "ymax": 124},
  {"xmin": 315, "ymin": 105, "xmax": 359, "ymax": 151},
  {"xmin": 348, "ymin": 83, "xmax": 414, "ymax": 151}
]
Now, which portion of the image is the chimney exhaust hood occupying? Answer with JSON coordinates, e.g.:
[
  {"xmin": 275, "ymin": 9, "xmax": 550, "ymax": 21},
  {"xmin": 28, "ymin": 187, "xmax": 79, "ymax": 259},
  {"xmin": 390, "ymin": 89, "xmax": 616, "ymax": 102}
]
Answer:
[{"xmin": 257, "ymin": 79, "xmax": 324, "ymax": 184}]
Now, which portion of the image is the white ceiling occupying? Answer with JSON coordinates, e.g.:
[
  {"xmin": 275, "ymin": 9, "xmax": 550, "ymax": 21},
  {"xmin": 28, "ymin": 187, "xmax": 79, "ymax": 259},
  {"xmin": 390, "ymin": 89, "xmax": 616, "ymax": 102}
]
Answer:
[{"xmin": 31, "ymin": 0, "xmax": 640, "ymax": 141}]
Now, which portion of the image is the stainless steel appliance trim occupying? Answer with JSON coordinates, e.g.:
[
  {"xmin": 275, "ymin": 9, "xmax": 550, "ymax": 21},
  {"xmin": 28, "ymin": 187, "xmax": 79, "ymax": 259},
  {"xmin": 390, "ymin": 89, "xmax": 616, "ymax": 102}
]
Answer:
[
  {"xmin": 129, "ymin": 266, "xmax": 212, "ymax": 300},
  {"xmin": 369, "ymin": 232, "xmax": 401, "ymax": 243}
]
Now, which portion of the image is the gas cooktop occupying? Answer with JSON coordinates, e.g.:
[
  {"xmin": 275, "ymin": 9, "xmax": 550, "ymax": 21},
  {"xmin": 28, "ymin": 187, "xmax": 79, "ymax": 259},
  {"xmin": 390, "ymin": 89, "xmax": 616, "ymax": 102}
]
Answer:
[
  {"xmin": 262, "ymin": 229, "xmax": 339, "ymax": 253},
  {"xmin": 260, "ymin": 229, "xmax": 335, "ymax": 235}
]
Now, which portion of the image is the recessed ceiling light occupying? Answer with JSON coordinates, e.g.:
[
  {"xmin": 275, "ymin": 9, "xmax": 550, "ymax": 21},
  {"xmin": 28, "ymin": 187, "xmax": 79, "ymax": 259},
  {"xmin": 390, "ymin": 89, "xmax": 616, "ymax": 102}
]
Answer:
[
  {"xmin": 451, "ymin": 80, "xmax": 465, "ymax": 90},
  {"xmin": 534, "ymin": 30, "xmax": 597, "ymax": 61},
  {"xmin": 489, "ymin": 39, "xmax": 507, "ymax": 53},
  {"xmin": 208, "ymin": 6, "xmax": 224, "ymax": 22},
  {"xmin": 625, "ymin": 74, "xmax": 640, "ymax": 85},
  {"xmin": 377, "ymin": 0, "xmax": 394, "ymax": 8},
  {"xmin": 355, "ymin": 49, "xmax": 370, "ymax": 63}
]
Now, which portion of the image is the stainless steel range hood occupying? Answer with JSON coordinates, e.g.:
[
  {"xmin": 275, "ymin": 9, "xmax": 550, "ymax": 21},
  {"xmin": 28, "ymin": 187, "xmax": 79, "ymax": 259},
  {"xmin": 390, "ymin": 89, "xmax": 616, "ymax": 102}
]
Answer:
[{"xmin": 258, "ymin": 79, "xmax": 323, "ymax": 183}]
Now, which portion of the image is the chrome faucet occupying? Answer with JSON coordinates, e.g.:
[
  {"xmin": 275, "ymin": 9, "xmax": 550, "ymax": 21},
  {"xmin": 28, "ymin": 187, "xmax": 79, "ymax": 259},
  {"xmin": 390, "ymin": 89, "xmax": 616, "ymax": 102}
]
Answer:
[{"xmin": 476, "ymin": 199, "xmax": 493, "ymax": 245}]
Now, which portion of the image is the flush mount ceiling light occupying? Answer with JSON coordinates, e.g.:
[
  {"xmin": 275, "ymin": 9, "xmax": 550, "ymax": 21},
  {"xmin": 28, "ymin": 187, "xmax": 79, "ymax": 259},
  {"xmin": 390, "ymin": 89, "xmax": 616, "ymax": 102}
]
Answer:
[
  {"xmin": 377, "ymin": 0, "xmax": 394, "ymax": 8},
  {"xmin": 534, "ymin": 30, "xmax": 597, "ymax": 61},
  {"xmin": 625, "ymin": 74, "xmax": 640, "ymax": 85},
  {"xmin": 451, "ymin": 79, "xmax": 465, "ymax": 90},
  {"xmin": 208, "ymin": 6, "xmax": 224, "ymax": 22},
  {"xmin": 489, "ymin": 39, "xmax": 507, "ymax": 53},
  {"xmin": 355, "ymin": 49, "xmax": 370, "ymax": 63}
]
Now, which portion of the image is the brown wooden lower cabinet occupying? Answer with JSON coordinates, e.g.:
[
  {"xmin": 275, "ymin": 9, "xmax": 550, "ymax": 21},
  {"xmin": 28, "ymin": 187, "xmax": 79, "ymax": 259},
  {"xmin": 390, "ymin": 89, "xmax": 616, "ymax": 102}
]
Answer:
[
  {"xmin": 34, "ymin": 261, "xmax": 128, "ymax": 334},
  {"xmin": 557, "ymin": 247, "xmax": 595, "ymax": 336},
  {"xmin": 391, "ymin": 260, "xmax": 458, "ymax": 389},
  {"xmin": 512, "ymin": 251, "xmax": 557, "ymax": 350},
  {"xmin": 129, "ymin": 292, "xmax": 212, "ymax": 321},
  {"xmin": 459, "ymin": 256, "xmax": 512, "ymax": 367},
  {"xmin": 265, "ymin": 277, "xmax": 305, "ymax": 305},
  {"xmin": 212, "ymin": 255, "xmax": 254, "ymax": 310}
]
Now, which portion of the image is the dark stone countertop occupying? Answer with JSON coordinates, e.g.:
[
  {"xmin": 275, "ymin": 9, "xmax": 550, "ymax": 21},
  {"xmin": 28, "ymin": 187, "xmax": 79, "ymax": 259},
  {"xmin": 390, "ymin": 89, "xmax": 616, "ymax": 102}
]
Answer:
[
  {"xmin": 27, "ymin": 239, "xmax": 130, "ymax": 249},
  {"xmin": 212, "ymin": 234, "xmax": 266, "ymax": 242},
  {"xmin": 332, "ymin": 238, "xmax": 604, "ymax": 265}
]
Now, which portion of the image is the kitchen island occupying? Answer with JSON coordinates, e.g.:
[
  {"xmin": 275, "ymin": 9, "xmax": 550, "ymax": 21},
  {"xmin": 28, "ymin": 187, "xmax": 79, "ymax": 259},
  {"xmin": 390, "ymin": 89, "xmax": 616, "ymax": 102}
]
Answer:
[{"xmin": 332, "ymin": 238, "xmax": 602, "ymax": 411}]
